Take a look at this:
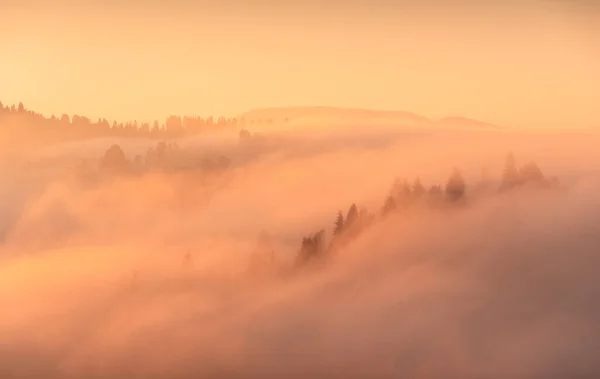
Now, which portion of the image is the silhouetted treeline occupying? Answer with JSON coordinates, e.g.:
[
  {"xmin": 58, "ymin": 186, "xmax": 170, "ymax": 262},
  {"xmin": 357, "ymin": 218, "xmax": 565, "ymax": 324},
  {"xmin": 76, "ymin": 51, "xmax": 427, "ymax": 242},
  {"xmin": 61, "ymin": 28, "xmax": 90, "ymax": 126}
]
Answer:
[
  {"xmin": 293, "ymin": 153, "xmax": 560, "ymax": 268},
  {"xmin": 0, "ymin": 101, "xmax": 239, "ymax": 145},
  {"xmin": 72, "ymin": 140, "xmax": 231, "ymax": 182}
]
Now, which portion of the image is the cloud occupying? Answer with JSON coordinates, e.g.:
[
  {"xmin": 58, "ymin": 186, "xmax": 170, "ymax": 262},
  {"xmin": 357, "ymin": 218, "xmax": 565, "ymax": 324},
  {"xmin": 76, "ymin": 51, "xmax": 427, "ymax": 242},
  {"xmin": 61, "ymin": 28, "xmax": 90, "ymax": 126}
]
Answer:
[{"xmin": 1, "ymin": 127, "xmax": 600, "ymax": 378}]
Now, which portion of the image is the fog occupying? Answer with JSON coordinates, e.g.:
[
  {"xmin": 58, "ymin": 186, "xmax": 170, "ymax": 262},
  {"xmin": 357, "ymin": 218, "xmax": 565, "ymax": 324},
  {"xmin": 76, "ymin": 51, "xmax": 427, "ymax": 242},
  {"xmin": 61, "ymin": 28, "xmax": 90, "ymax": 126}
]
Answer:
[{"xmin": 1, "ymin": 125, "xmax": 600, "ymax": 379}]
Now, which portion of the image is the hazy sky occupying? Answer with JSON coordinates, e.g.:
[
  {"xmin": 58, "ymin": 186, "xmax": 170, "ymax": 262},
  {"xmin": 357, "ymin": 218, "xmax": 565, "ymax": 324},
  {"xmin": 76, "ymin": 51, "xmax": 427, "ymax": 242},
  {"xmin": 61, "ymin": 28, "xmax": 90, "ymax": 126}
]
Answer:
[{"xmin": 1, "ymin": 0, "xmax": 598, "ymax": 129}]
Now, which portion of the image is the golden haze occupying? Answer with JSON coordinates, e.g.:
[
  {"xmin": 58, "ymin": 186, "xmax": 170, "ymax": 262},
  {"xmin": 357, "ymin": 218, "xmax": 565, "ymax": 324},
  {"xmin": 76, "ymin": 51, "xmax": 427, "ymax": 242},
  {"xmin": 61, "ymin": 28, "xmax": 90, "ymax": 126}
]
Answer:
[{"xmin": 1, "ymin": 0, "xmax": 599, "ymax": 129}]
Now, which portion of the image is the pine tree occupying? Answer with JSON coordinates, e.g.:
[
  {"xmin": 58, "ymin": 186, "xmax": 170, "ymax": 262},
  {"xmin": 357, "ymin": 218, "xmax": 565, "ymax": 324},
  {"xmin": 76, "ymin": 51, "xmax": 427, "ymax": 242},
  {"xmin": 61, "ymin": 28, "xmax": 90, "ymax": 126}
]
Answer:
[
  {"xmin": 427, "ymin": 184, "xmax": 444, "ymax": 207},
  {"xmin": 297, "ymin": 230, "xmax": 326, "ymax": 264},
  {"xmin": 391, "ymin": 177, "xmax": 403, "ymax": 196},
  {"xmin": 100, "ymin": 144, "xmax": 129, "ymax": 174},
  {"xmin": 346, "ymin": 204, "xmax": 358, "ymax": 229},
  {"xmin": 520, "ymin": 161, "xmax": 545, "ymax": 184},
  {"xmin": 428, "ymin": 185, "xmax": 442, "ymax": 195},
  {"xmin": 412, "ymin": 177, "xmax": 426, "ymax": 197},
  {"xmin": 401, "ymin": 179, "xmax": 412, "ymax": 197},
  {"xmin": 382, "ymin": 195, "xmax": 397, "ymax": 216},
  {"xmin": 500, "ymin": 152, "xmax": 520, "ymax": 190},
  {"xmin": 333, "ymin": 211, "xmax": 345, "ymax": 236},
  {"xmin": 445, "ymin": 168, "xmax": 466, "ymax": 202}
]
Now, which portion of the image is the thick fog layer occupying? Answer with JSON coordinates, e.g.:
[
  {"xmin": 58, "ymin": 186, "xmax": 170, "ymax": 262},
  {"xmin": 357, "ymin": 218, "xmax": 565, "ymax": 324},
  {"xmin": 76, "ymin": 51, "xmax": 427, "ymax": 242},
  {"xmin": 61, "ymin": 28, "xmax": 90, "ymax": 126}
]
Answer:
[{"xmin": 1, "ymin": 126, "xmax": 600, "ymax": 379}]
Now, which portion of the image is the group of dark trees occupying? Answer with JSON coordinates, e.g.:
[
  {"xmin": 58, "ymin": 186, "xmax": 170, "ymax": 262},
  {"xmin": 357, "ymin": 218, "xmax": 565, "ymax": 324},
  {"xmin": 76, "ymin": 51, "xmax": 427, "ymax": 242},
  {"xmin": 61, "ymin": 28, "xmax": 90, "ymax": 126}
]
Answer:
[
  {"xmin": 499, "ymin": 153, "xmax": 558, "ymax": 191},
  {"xmin": 294, "ymin": 153, "xmax": 559, "ymax": 268},
  {"xmin": 74, "ymin": 140, "xmax": 231, "ymax": 181},
  {"xmin": 0, "ymin": 101, "xmax": 240, "ymax": 145}
]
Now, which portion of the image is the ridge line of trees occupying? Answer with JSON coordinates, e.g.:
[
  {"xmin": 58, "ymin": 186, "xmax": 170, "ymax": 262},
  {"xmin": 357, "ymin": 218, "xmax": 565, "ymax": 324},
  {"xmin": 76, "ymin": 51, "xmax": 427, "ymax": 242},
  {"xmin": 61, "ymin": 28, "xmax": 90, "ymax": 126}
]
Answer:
[
  {"xmin": 292, "ymin": 153, "xmax": 560, "ymax": 268},
  {"xmin": 0, "ymin": 100, "xmax": 271, "ymax": 144}
]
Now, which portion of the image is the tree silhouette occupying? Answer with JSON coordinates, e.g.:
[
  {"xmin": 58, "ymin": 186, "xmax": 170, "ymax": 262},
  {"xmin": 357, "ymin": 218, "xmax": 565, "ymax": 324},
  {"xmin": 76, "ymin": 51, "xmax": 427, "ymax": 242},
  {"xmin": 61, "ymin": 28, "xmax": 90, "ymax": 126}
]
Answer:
[
  {"xmin": 445, "ymin": 168, "xmax": 466, "ymax": 202},
  {"xmin": 500, "ymin": 152, "xmax": 520, "ymax": 190},
  {"xmin": 412, "ymin": 177, "xmax": 426, "ymax": 197},
  {"xmin": 346, "ymin": 204, "xmax": 358, "ymax": 229},
  {"xmin": 100, "ymin": 144, "xmax": 129, "ymax": 174},
  {"xmin": 381, "ymin": 195, "xmax": 397, "ymax": 216},
  {"xmin": 0, "ymin": 100, "xmax": 240, "ymax": 145},
  {"xmin": 333, "ymin": 211, "xmax": 345, "ymax": 236},
  {"xmin": 429, "ymin": 185, "xmax": 442, "ymax": 195},
  {"xmin": 398, "ymin": 179, "xmax": 413, "ymax": 205},
  {"xmin": 390, "ymin": 177, "xmax": 412, "ymax": 207},
  {"xmin": 297, "ymin": 230, "xmax": 326, "ymax": 265},
  {"xmin": 427, "ymin": 184, "xmax": 444, "ymax": 207},
  {"xmin": 155, "ymin": 141, "xmax": 168, "ymax": 165},
  {"xmin": 133, "ymin": 154, "xmax": 143, "ymax": 169},
  {"xmin": 519, "ymin": 161, "xmax": 545, "ymax": 185}
]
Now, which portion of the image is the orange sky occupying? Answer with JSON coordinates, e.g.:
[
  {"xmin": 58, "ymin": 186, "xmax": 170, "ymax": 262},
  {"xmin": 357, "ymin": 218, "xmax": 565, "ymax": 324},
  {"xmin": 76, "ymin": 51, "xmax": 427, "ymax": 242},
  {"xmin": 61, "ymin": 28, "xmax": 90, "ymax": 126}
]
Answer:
[{"xmin": 1, "ymin": 0, "xmax": 598, "ymax": 129}]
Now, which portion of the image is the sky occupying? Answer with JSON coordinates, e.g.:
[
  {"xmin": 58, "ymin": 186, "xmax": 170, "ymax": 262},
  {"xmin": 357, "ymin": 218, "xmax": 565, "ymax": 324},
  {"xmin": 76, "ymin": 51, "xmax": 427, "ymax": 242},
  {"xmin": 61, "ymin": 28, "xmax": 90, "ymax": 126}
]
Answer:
[{"xmin": 0, "ymin": 0, "xmax": 599, "ymax": 129}]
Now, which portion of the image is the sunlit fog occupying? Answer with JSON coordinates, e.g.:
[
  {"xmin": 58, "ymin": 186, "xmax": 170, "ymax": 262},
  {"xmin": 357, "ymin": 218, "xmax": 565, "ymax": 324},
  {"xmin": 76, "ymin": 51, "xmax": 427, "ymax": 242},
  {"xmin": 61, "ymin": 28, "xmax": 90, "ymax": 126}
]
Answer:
[{"xmin": 2, "ymin": 1, "xmax": 600, "ymax": 378}]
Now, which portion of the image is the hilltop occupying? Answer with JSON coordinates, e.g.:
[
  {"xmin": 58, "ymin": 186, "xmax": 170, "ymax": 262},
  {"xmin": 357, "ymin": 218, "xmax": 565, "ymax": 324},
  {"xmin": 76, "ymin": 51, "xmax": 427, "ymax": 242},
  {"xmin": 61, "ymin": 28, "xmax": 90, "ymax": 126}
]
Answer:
[{"xmin": 238, "ymin": 106, "xmax": 502, "ymax": 130}]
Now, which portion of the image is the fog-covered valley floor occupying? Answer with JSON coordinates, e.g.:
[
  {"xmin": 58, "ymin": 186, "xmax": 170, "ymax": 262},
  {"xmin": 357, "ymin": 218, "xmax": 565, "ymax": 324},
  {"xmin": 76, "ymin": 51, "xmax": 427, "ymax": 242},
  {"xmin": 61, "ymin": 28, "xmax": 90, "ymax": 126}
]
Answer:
[{"xmin": 1, "ymin": 126, "xmax": 600, "ymax": 379}]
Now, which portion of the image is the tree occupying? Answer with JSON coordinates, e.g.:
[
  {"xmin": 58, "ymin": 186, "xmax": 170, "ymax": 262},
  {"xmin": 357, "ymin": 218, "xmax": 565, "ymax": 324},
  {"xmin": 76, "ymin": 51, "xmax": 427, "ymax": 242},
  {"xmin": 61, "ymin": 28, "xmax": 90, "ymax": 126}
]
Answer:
[
  {"xmin": 166, "ymin": 115, "xmax": 182, "ymax": 135},
  {"xmin": 391, "ymin": 177, "xmax": 403, "ymax": 196},
  {"xmin": 333, "ymin": 211, "xmax": 345, "ymax": 236},
  {"xmin": 428, "ymin": 185, "xmax": 443, "ymax": 195},
  {"xmin": 139, "ymin": 122, "xmax": 150, "ymax": 135},
  {"xmin": 100, "ymin": 144, "xmax": 129, "ymax": 174},
  {"xmin": 155, "ymin": 141, "xmax": 168, "ymax": 164},
  {"xmin": 520, "ymin": 161, "xmax": 545, "ymax": 185},
  {"xmin": 297, "ymin": 230, "xmax": 326, "ymax": 265},
  {"xmin": 398, "ymin": 179, "xmax": 412, "ymax": 204},
  {"xmin": 346, "ymin": 204, "xmax": 358, "ymax": 229},
  {"xmin": 412, "ymin": 177, "xmax": 426, "ymax": 197},
  {"xmin": 445, "ymin": 168, "xmax": 466, "ymax": 202},
  {"xmin": 427, "ymin": 184, "xmax": 444, "ymax": 207},
  {"xmin": 133, "ymin": 154, "xmax": 143, "ymax": 169},
  {"xmin": 381, "ymin": 195, "xmax": 397, "ymax": 216},
  {"xmin": 500, "ymin": 152, "xmax": 520, "ymax": 190}
]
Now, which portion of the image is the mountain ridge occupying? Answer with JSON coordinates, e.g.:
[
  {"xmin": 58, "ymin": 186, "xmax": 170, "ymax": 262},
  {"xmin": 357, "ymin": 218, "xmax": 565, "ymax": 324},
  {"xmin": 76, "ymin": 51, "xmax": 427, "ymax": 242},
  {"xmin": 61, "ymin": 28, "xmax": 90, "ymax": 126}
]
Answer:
[{"xmin": 238, "ymin": 106, "xmax": 502, "ymax": 130}]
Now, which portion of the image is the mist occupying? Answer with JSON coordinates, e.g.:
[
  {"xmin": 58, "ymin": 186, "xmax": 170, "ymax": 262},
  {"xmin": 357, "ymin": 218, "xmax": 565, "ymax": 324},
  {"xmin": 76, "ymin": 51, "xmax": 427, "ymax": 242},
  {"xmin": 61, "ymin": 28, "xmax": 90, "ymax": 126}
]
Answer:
[{"xmin": 1, "ymin": 117, "xmax": 600, "ymax": 379}]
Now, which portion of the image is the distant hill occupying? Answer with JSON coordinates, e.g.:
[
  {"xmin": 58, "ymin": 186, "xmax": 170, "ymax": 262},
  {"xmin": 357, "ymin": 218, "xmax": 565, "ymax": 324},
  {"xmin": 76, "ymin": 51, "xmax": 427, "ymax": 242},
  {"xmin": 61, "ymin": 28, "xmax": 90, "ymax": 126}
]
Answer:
[
  {"xmin": 435, "ymin": 116, "xmax": 501, "ymax": 130},
  {"xmin": 238, "ymin": 106, "xmax": 501, "ymax": 130}
]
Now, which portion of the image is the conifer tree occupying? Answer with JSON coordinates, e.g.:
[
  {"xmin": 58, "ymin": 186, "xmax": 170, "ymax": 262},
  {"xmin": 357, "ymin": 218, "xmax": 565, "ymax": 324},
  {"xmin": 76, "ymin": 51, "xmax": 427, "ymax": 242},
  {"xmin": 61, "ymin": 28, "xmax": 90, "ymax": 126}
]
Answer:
[
  {"xmin": 520, "ymin": 161, "xmax": 545, "ymax": 184},
  {"xmin": 445, "ymin": 168, "xmax": 466, "ymax": 202},
  {"xmin": 333, "ymin": 211, "xmax": 345, "ymax": 236},
  {"xmin": 382, "ymin": 195, "xmax": 397, "ymax": 216},
  {"xmin": 412, "ymin": 177, "xmax": 426, "ymax": 197},
  {"xmin": 500, "ymin": 152, "xmax": 520, "ymax": 190},
  {"xmin": 346, "ymin": 204, "xmax": 358, "ymax": 229}
]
